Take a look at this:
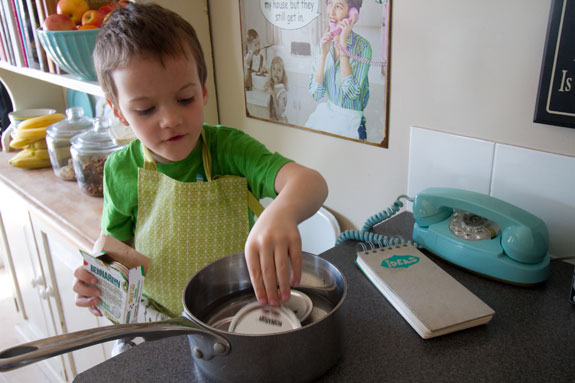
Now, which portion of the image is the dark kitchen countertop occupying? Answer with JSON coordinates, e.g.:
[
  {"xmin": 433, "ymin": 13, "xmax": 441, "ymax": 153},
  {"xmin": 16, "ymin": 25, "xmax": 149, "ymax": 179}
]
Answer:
[{"xmin": 74, "ymin": 212, "xmax": 575, "ymax": 382}]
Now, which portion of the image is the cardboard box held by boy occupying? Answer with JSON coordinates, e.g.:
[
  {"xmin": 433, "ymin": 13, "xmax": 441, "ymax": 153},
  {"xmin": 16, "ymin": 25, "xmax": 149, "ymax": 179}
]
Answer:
[{"xmin": 81, "ymin": 235, "xmax": 151, "ymax": 324}]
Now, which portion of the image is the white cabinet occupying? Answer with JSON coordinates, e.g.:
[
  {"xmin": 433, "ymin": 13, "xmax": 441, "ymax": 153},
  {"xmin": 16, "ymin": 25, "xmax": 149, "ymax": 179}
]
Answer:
[
  {"xmin": 31, "ymin": 211, "xmax": 109, "ymax": 375},
  {"xmin": 0, "ymin": 183, "xmax": 72, "ymax": 381},
  {"xmin": 0, "ymin": 182, "xmax": 108, "ymax": 382}
]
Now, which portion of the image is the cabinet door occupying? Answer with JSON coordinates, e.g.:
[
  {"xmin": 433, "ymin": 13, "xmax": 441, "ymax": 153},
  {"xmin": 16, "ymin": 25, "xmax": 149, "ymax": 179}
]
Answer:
[
  {"xmin": 0, "ymin": 184, "xmax": 48, "ymax": 334},
  {"xmin": 31, "ymin": 212, "xmax": 108, "ymax": 377},
  {"xmin": 0, "ymin": 183, "xmax": 70, "ymax": 381}
]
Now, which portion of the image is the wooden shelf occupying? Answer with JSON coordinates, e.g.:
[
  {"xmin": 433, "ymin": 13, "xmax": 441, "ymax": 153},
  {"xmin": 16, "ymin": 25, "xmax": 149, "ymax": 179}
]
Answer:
[{"xmin": 0, "ymin": 61, "xmax": 104, "ymax": 97}]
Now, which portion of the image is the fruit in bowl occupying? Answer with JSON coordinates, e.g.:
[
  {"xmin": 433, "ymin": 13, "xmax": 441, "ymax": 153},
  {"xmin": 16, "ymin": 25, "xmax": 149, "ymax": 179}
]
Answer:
[
  {"xmin": 37, "ymin": 0, "xmax": 129, "ymax": 80},
  {"xmin": 57, "ymin": 0, "xmax": 90, "ymax": 25},
  {"xmin": 43, "ymin": 14, "xmax": 75, "ymax": 31},
  {"xmin": 98, "ymin": 2, "xmax": 119, "ymax": 15},
  {"xmin": 81, "ymin": 10, "xmax": 106, "ymax": 28}
]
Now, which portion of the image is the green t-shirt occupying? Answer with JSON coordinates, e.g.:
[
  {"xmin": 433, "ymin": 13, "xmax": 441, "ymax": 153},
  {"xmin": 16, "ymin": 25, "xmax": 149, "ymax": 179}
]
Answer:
[{"xmin": 101, "ymin": 124, "xmax": 292, "ymax": 241}]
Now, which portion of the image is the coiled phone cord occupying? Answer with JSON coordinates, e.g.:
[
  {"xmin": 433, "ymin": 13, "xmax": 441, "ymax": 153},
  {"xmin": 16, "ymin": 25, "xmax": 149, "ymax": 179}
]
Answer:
[
  {"xmin": 333, "ymin": 40, "xmax": 387, "ymax": 67},
  {"xmin": 336, "ymin": 194, "xmax": 417, "ymax": 246},
  {"xmin": 362, "ymin": 195, "xmax": 413, "ymax": 231}
]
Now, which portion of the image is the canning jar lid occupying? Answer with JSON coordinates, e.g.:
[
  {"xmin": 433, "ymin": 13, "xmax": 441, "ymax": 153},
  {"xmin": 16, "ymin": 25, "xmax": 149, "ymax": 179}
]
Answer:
[
  {"xmin": 283, "ymin": 290, "xmax": 313, "ymax": 322},
  {"xmin": 70, "ymin": 117, "xmax": 124, "ymax": 153},
  {"xmin": 46, "ymin": 107, "xmax": 93, "ymax": 139},
  {"xmin": 229, "ymin": 302, "xmax": 301, "ymax": 335}
]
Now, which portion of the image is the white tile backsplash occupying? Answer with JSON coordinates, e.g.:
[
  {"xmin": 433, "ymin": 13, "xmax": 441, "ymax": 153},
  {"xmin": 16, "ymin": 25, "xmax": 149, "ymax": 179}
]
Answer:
[
  {"xmin": 407, "ymin": 127, "xmax": 494, "ymax": 196},
  {"xmin": 408, "ymin": 126, "xmax": 575, "ymax": 261},
  {"xmin": 491, "ymin": 144, "xmax": 575, "ymax": 259}
]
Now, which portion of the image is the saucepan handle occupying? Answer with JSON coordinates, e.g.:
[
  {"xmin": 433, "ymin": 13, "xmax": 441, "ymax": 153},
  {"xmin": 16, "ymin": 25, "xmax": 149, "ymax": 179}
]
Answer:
[{"xmin": 0, "ymin": 316, "xmax": 230, "ymax": 372}]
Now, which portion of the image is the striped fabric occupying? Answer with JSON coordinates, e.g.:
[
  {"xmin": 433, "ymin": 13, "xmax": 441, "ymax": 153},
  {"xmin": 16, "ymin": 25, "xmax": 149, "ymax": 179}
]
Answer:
[{"xmin": 308, "ymin": 31, "xmax": 372, "ymax": 111}]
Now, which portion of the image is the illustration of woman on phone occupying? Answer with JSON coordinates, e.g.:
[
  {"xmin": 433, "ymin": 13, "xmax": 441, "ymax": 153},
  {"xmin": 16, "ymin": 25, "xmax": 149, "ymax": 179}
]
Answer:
[{"xmin": 305, "ymin": 0, "xmax": 372, "ymax": 140}]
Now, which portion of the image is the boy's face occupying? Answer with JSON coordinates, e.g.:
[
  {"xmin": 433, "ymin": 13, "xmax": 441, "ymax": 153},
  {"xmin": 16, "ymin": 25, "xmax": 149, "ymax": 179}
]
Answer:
[
  {"xmin": 248, "ymin": 37, "xmax": 261, "ymax": 54},
  {"xmin": 109, "ymin": 54, "xmax": 208, "ymax": 163}
]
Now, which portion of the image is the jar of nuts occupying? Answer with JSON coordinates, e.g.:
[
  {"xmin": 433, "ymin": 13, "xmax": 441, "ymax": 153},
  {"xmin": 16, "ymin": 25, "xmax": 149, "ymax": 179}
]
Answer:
[
  {"xmin": 46, "ymin": 107, "xmax": 93, "ymax": 181},
  {"xmin": 70, "ymin": 118, "xmax": 124, "ymax": 197}
]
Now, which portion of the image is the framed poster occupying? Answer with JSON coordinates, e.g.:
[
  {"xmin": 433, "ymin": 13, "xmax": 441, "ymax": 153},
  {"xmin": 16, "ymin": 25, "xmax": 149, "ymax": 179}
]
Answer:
[
  {"xmin": 534, "ymin": 0, "xmax": 575, "ymax": 129},
  {"xmin": 239, "ymin": 0, "xmax": 392, "ymax": 147}
]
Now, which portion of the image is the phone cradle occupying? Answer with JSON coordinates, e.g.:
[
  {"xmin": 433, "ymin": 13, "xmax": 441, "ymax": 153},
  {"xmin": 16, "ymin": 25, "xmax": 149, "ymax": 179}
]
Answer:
[{"xmin": 412, "ymin": 188, "xmax": 550, "ymax": 285}]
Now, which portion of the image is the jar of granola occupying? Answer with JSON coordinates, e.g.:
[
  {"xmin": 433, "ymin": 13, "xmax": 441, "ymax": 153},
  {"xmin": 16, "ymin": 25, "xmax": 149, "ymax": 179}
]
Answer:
[
  {"xmin": 46, "ymin": 107, "xmax": 93, "ymax": 181},
  {"xmin": 70, "ymin": 118, "xmax": 124, "ymax": 197}
]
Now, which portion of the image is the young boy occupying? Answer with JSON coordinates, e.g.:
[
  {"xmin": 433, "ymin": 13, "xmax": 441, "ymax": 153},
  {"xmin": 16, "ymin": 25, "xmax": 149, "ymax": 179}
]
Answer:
[
  {"xmin": 73, "ymin": 3, "xmax": 328, "ymax": 319},
  {"xmin": 243, "ymin": 29, "xmax": 266, "ymax": 91}
]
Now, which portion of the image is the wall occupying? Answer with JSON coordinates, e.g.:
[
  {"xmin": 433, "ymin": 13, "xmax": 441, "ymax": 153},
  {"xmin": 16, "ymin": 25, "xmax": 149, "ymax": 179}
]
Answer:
[
  {"xmin": 209, "ymin": 0, "xmax": 574, "ymax": 233},
  {"xmin": 408, "ymin": 127, "xmax": 574, "ymax": 259},
  {"xmin": 159, "ymin": 0, "xmax": 219, "ymax": 125}
]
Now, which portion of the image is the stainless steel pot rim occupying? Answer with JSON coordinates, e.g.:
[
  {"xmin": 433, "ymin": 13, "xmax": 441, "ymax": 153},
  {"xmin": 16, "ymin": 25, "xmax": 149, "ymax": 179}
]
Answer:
[
  {"xmin": 185, "ymin": 286, "xmax": 348, "ymax": 338},
  {"xmin": 181, "ymin": 252, "xmax": 348, "ymax": 338}
]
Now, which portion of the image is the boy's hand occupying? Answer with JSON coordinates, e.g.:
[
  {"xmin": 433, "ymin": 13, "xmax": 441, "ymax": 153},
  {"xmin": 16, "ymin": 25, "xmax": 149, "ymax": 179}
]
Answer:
[
  {"xmin": 245, "ymin": 208, "xmax": 302, "ymax": 307},
  {"xmin": 73, "ymin": 266, "xmax": 103, "ymax": 316},
  {"xmin": 244, "ymin": 162, "xmax": 328, "ymax": 307}
]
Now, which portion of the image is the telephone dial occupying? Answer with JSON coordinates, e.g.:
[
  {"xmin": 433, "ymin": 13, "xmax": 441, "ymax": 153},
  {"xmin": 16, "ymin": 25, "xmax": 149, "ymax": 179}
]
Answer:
[{"xmin": 412, "ymin": 187, "xmax": 550, "ymax": 285}]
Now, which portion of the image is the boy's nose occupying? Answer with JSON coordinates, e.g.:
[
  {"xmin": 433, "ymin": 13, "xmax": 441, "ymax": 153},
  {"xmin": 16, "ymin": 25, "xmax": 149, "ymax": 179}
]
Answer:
[
  {"xmin": 159, "ymin": 107, "xmax": 183, "ymax": 129},
  {"xmin": 160, "ymin": 111, "xmax": 182, "ymax": 128}
]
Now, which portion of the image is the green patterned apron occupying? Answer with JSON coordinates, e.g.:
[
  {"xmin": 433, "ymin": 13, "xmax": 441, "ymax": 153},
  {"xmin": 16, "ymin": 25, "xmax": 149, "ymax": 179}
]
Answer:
[{"xmin": 134, "ymin": 129, "xmax": 262, "ymax": 317}]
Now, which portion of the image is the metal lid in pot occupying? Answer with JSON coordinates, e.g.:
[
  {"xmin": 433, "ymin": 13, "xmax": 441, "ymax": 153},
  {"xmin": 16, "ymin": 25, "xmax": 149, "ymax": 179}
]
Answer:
[
  {"xmin": 229, "ymin": 302, "xmax": 301, "ymax": 335},
  {"xmin": 283, "ymin": 290, "xmax": 313, "ymax": 322}
]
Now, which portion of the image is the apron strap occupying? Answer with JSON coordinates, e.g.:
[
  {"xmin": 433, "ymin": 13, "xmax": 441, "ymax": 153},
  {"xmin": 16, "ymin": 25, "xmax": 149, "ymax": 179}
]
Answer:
[
  {"xmin": 141, "ymin": 143, "xmax": 157, "ymax": 171},
  {"xmin": 200, "ymin": 129, "xmax": 212, "ymax": 181},
  {"xmin": 141, "ymin": 129, "xmax": 266, "ymax": 216},
  {"xmin": 248, "ymin": 192, "xmax": 265, "ymax": 217}
]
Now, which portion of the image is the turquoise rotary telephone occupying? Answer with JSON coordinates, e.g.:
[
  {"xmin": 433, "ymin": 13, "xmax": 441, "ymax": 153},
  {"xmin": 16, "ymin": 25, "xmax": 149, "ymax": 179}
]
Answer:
[{"xmin": 412, "ymin": 188, "xmax": 550, "ymax": 285}]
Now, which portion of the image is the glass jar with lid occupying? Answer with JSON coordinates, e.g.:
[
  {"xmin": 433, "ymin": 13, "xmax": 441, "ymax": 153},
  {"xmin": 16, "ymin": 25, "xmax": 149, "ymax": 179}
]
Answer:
[
  {"xmin": 70, "ymin": 118, "xmax": 124, "ymax": 197},
  {"xmin": 46, "ymin": 107, "xmax": 93, "ymax": 181}
]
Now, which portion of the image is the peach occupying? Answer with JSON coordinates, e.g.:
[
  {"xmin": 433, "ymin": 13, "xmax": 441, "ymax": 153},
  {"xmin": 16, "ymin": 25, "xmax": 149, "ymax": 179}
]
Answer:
[
  {"xmin": 81, "ymin": 10, "xmax": 106, "ymax": 27},
  {"xmin": 57, "ymin": 0, "xmax": 89, "ymax": 25},
  {"xmin": 43, "ymin": 14, "xmax": 75, "ymax": 31}
]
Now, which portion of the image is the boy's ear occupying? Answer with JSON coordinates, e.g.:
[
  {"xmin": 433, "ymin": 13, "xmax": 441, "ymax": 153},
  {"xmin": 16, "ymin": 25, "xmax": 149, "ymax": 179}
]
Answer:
[{"xmin": 107, "ymin": 99, "xmax": 129, "ymax": 126}]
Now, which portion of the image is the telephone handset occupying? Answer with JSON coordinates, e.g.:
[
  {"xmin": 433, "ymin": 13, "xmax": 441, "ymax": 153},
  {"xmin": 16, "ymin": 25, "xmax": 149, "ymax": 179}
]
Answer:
[
  {"xmin": 329, "ymin": 7, "xmax": 359, "ymax": 36},
  {"xmin": 327, "ymin": 7, "xmax": 386, "ymax": 67},
  {"xmin": 412, "ymin": 187, "xmax": 550, "ymax": 285}
]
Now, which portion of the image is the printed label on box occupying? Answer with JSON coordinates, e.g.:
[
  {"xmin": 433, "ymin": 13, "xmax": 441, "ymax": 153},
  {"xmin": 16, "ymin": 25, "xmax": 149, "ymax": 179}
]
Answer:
[{"xmin": 81, "ymin": 250, "xmax": 145, "ymax": 324}]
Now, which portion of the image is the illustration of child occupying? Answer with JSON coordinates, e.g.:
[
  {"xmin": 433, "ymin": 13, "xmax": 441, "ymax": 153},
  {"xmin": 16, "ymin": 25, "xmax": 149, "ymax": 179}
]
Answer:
[
  {"xmin": 244, "ymin": 29, "xmax": 267, "ymax": 91},
  {"xmin": 264, "ymin": 56, "xmax": 288, "ymax": 123}
]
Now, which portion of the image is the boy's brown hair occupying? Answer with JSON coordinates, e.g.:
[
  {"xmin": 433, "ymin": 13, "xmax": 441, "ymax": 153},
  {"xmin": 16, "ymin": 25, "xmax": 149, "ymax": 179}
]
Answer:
[
  {"xmin": 246, "ymin": 29, "xmax": 259, "ymax": 44},
  {"xmin": 93, "ymin": 3, "xmax": 207, "ymax": 106}
]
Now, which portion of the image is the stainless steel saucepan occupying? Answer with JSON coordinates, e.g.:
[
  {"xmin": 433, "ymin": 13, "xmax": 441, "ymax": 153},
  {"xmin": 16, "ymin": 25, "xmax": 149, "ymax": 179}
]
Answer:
[{"xmin": 0, "ymin": 252, "xmax": 347, "ymax": 383}]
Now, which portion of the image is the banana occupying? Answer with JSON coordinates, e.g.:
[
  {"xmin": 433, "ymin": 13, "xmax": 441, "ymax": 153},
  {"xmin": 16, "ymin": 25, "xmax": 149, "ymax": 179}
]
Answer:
[
  {"xmin": 10, "ymin": 112, "xmax": 65, "ymax": 149},
  {"xmin": 8, "ymin": 147, "xmax": 51, "ymax": 169},
  {"xmin": 16, "ymin": 113, "xmax": 65, "ymax": 130},
  {"xmin": 10, "ymin": 128, "xmax": 49, "ymax": 149},
  {"xmin": 31, "ymin": 139, "xmax": 48, "ymax": 149},
  {"xmin": 9, "ymin": 138, "xmax": 30, "ymax": 149},
  {"xmin": 14, "ymin": 126, "xmax": 49, "ymax": 140}
]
